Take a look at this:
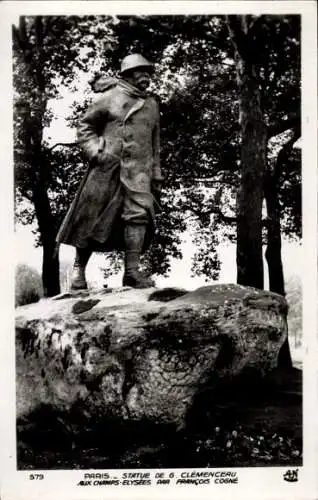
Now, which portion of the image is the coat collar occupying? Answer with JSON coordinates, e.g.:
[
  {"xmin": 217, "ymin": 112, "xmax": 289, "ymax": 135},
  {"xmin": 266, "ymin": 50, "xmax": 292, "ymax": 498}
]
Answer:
[
  {"xmin": 91, "ymin": 75, "xmax": 148, "ymax": 121},
  {"xmin": 123, "ymin": 98, "xmax": 146, "ymax": 122},
  {"xmin": 92, "ymin": 75, "xmax": 147, "ymax": 99},
  {"xmin": 117, "ymin": 79, "xmax": 147, "ymax": 99}
]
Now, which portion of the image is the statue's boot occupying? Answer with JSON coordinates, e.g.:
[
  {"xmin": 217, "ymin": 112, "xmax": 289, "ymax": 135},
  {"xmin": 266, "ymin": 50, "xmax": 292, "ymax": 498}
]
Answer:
[
  {"xmin": 70, "ymin": 247, "xmax": 92, "ymax": 290},
  {"xmin": 123, "ymin": 224, "xmax": 155, "ymax": 289}
]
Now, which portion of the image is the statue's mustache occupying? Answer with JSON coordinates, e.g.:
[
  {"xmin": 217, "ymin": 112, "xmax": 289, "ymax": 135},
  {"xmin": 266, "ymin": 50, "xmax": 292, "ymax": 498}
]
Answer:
[{"xmin": 137, "ymin": 77, "xmax": 149, "ymax": 84}]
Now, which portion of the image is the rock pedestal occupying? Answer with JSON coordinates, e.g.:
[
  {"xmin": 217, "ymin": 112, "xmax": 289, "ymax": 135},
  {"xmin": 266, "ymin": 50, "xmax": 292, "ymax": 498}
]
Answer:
[{"xmin": 16, "ymin": 284, "xmax": 288, "ymax": 429}]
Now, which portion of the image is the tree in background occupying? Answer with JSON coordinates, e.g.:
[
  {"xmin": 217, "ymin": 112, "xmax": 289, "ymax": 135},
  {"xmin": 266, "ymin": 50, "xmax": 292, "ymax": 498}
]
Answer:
[
  {"xmin": 225, "ymin": 15, "xmax": 300, "ymax": 368},
  {"xmin": 226, "ymin": 15, "xmax": 300, "ymax": 291},
  {"xmin": 108, "ymin": 14, "xmax": 300, "ymax": 367},
  {"xmin": 14, "ymin": 15, "xmax": 301, "ymax": 316},
  {"xmin": 227, "ymin": 16, "xmax": 267, "ymax": 290}
]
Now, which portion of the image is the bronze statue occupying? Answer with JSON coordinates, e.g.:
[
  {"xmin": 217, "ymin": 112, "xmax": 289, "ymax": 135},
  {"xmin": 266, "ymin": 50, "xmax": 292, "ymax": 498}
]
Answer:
[{"xmin": 56, "ymin": 54, "xmax": 163, "ymax": 290}]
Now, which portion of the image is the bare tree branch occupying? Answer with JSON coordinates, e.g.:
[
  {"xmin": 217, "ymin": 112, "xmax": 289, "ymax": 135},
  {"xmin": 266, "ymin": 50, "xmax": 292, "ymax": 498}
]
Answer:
[
  {"xmin": 19, "ymin": 16, "xmax": 28, "ymax": 46},
  {"xmin": 246, "ymin": 15, "xmax": 268, "ymax": 34},
  {"xmin": 35, "ymin": 16, "xmax": 44, "ymax": 48},
  {"xmin": 273, "ymin": 125, "xmax": 301, "ymax": 182},
  {"xmin": 267, "ymin": 114, "xmax": 300, "ymax": 138},
  {"xmin": 181, "ymin": 202, "xmax": 237, "ymax": 225},
  {"xmin": 12, "ymin": 24, "xmax": 20, "ymax": 47},
  {"xmin": 12, "ymin": 17, "xmax": 28, "ymax": 53},
  {"xmin": 226, "ymin": 15, "xmax": 247, "ymax": 57},
  {"xmin": 194, "ymin": 178, "xmax": 237, "ymax": 188},
  {"xmin": 212, "ymin": 209, "xmax": 237, "ymax": 225},
  {"xmin": 49, "ymin": 142, "xmax": 78, "ymax": 151}
]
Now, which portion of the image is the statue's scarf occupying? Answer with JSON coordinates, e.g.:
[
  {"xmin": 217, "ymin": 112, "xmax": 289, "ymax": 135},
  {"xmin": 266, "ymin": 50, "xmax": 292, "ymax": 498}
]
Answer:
[{"xmin": 92, "ymin": 76, "xmax": 147, "ymax": 99}]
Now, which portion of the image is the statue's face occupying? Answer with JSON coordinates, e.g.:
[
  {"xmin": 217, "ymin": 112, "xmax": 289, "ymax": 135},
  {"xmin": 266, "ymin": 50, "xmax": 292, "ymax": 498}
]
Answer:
[{"xmin": 126, "ymin": 69, "xmax": 151, "ymax": 91}]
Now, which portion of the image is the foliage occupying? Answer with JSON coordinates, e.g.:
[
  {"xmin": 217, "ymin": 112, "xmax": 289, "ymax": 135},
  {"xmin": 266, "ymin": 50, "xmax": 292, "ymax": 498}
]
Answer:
[
  {"xmin": 15, "ymin": 263, "xmax": 43, "ymax": 306},
  {"xmin": 13, "ymin": 15, "xmax": 116, "ymax": 230},
  {"xmin": 106, "ymin": 14, "xmax": 301, "ymax": 281},
  {"xmin": 13, "ymin": 16, "xmax": 121, "ymax": 295},
  {"xmin": 279, "ymin": 148, "xmax": 301, "ymax": 240},
  {"xmin": 192, "ymin": 425, "xmax": 301, "ymax": 467}
]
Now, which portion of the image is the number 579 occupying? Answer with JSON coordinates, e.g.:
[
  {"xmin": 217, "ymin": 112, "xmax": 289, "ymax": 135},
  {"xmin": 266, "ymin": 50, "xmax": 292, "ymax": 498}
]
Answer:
[{"xmin": 29, "ymin": 474, "xmax": 44, "ymax": 480}]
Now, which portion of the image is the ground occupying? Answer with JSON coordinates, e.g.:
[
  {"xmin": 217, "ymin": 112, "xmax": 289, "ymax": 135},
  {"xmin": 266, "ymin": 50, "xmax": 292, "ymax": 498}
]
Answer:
[{"xmin": 17, "ymin": 366, "xmax": 302, "ymax": 469}]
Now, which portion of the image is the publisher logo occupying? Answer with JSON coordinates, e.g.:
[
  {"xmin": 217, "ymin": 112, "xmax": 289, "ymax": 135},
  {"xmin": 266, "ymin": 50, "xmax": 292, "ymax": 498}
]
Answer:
[{"xmin": 283, "ymin": 469, "xmax": 299, "ymax": 483}]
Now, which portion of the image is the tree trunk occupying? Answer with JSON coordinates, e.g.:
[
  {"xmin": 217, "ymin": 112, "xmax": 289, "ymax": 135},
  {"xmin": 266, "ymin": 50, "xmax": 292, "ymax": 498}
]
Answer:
[
  {"xmin": 226, "ymin": 16, "xmax": 267, "ymax": 289},
  {"xmin": 33, "ymin": 181, "xmax": 60, "ymax": 297},
  {"xmin": 41, "ymin": 235, "xmax": 60, "ymax": 298},
  {"xmin": 264, "ymin": 174, "xmax": 285, "ymax": 295},
  {"xmin": 264, "ymin": 172, "xmax": 292, "ymax": 369},
  {"xmin": 235, "ymin": 64, "xmax": 267, "ymax": 288},
  {"xmin": 14, "ymin": 16, "xmax": 60, "ymax": 297},
  {"xmin": 264, "ymin": 128, "xmax": 300, "ymax": 371}
]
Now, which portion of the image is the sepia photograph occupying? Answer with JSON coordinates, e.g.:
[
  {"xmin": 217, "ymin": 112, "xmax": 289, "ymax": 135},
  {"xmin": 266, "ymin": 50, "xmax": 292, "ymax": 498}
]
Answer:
[{"xmin": 1, "ymin": 1, "xmax": 317, "ymax": 499}]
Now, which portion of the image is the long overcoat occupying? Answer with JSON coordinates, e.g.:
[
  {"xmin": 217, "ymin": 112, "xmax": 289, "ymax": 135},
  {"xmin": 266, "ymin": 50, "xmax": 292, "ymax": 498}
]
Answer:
[{"xmin": 56, "ymin": 80, "xmax": 162, "ymax": 252}]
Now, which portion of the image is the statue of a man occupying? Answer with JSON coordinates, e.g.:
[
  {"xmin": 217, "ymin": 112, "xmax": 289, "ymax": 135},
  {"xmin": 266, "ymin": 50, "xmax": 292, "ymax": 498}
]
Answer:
[{"xmin": 56, "ymin": 54, "xmax": 163, "ymax": 290}]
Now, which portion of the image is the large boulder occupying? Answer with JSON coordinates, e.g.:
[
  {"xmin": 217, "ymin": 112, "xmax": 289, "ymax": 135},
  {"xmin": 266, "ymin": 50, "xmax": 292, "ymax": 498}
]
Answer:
[{"xmin": 16, "ymin": 284, "xmax": 288, "ymax": 430}]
